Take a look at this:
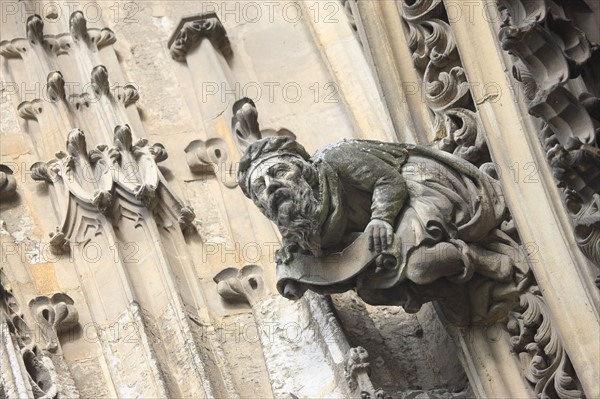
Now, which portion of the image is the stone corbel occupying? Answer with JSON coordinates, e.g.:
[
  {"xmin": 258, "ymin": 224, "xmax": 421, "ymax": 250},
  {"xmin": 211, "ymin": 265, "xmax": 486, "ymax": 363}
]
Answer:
[
  {"xmin": 28, "ymin": 294, "xmax": 79, "ymax": 354},
  {"xmin": 168, "ymin": 13, "xmax": 232, "ymax": 62}
]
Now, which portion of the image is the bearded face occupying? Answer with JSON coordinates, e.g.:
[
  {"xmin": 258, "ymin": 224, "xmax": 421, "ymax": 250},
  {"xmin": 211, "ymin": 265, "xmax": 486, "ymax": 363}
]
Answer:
[{"xmin": 248, "ymin": 157, "xmax": 322, "ymax": 255}]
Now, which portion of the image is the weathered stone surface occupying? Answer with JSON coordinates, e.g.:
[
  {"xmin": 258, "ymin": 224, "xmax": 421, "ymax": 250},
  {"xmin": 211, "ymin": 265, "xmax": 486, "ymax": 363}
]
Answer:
[{"xmin": 1, "ymin": 1, "xmax": 597, "ymax": 397}]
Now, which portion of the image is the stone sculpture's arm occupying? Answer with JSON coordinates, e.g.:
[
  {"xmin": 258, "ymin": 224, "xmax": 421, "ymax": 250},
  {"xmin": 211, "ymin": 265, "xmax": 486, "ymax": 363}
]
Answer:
[{"xmin": 320, "ymin": 142, "xmax": 408, "ymax": 226}]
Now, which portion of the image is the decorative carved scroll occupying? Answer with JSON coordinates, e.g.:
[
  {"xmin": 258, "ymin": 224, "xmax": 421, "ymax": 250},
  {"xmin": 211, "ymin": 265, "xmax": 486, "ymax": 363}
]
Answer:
[
  {"xmin": 497, "ymin": 0, "xmax": 600, "ymax": 275},
  {"xmin": 0, "ymin": 164, "xmax": 18, "ymax": 200},
  {"xmin": 168, "ymin": 13, "xmax": 232, "ymax": 62},
  {"xmin": 507, "ymin": 277, "xmax": 584, "ymax": 398},
  {"xmin": 399, "ymin": 0, "xmax": 489, "ymax": 166}
]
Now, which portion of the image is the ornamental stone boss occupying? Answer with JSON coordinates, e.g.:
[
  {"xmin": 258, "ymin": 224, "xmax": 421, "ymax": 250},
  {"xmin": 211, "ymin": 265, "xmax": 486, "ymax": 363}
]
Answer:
[{"xmin": 238, "ymin": 136, "xmax": 526, "ymax": 325}]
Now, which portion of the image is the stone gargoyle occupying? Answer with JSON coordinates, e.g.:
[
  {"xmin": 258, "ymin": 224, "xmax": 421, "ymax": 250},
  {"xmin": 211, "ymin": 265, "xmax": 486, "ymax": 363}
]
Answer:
[{"xmin": 237, "ymin": 131, "xmax": 527, "ymax": 326}]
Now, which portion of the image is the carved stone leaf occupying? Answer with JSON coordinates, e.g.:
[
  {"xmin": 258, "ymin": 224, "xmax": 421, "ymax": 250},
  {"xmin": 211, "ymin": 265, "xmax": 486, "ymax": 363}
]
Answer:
[
  {"xmin": 89, "ymin": 28, "xmax": 117, "ymax": 49},
  {"xmin": 513, "ymin": 60, "xmax": 539, "ymax": 100},
  {"xmin": 0, "ymin": 38, "xmax": 28, "ymax": 58},
  {"xmin": 499, "ymin": 24, "xmax": 569, "ymax": 90},
  {"xmin": 47, "ymin": 71, "xmax": 66, "ymax": 102},
  {"xmin": 29, "ymin": 294, "xmax": 78, "ymax": 353},
  {"xmin": 214, "ymin": 265, "xmax": 266, "ymax": 305},
  {"xmin": 498, "ymin": 0, "xmax": 547, "ymax": 28},
  {"xmin": 547, "ymin": 13, "xmax": 591, "ymax": 77},
  {"xmin": 17, "ymin": 100, "xmax": 43, "ymax": 121},
  {"xmin": 231, "ymin": 97, "xmax": 297, "ymax": 153},
  {"xmin": 398, "ymin": 0, "xmax": 443, "ymax": 22},
  {"xmin": 424, "ymin": 65, "xmax": 470, "ymax": 111},
  {"xmin": 407, "ymin": 23, "xmax": 429, "ymax": 70},
  {"xmin": 110, "ymin": 125, "xmax": 160, "ymax": 206},
  {"xmin": 22, "ymin": 347, "xmax": 58, "ymax": 398},
  {"xmin": 26, "ymin": 14, "xmax": 45, "ymax": 45},
  {"xmin": 30, "ymin": 162, "xmax": 54, "ymax": 183},
  {"xmin": 69, "ymin": 11, "xmax": 90, "ymax": 43},
  {"xmin": 507, "ymin": 289, "xmax": 584, "ymax": 398},
  {"xmin": 530, "ymin": 86, "xmax": 595, "ymax": 145},
  {"xmin": 421, "ymin": 19, "xmax": 457, "ymax": 68},
  {"xmin": 91, "ymin": 65, "xmax": 110, "ymax": 96},
  {"xmin": 435, "ymin": 109, "xmax": 488, "ymax": 164},
  {"xmin": 184, "ymin": 137, "xmax": 238, "ymax": 188},
  {"xmin": 232, "ymin": 98, "xmax": 262, "ymax": 149},
  {"xmin": 117, "ymin": 84, "xmax": 140, "ymax": 107}
]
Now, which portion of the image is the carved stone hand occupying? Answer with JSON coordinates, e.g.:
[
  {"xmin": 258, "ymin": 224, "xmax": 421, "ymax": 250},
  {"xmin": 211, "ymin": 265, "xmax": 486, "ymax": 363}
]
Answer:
[{"xmin": 365, "ymin": 219, "xmax": 394, "ymax": 253}]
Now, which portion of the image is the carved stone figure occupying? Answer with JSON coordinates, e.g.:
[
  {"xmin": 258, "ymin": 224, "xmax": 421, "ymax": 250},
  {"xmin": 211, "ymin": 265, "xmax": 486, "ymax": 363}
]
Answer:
[{"xmin": 239, "ymin": 137, "xmax": 525, "ymax": 325}]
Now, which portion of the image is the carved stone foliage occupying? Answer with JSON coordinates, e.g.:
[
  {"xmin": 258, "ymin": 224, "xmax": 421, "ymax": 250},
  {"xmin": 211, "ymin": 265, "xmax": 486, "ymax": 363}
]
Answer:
[
  {"xmin": 185, "ymin": 138, "xmax": 238, "ymax": 188},
  {"xmin": 0, "ymin": 164, "xmax": 18, "ymax": 201},
  {"xmin": 0, "ymin": 270, "xmax": 77, "ymax": 398},
  {"xmin": 497, "ymin": 0, "xmax": 600, "ymax": 274},
  {"xmin": 213, "ymin": 265, "xmax": 267, "ymax": 305},
  {"xmin": 231, "ymin": 98, "xmax": 296, "ymax": 153},
  {"xmin": 185, "ymin": 98, "xmax": 296, "ymax": 189},
  {"xmin": 30, "ymin": 126, "xmax": 195, "ymax": 247},
  {"xmin": 398, "ymin": 0, "xmax": 489, "ymax": 167},
  {"xmin": 0, "ymin": 13, "xmax": 115, "ymax": 59},
  {"xmin": 29, "ymin": 294, "xmax": 79, "ymax": 354},
  {"xmin": 507, "ymin": 278, "xmax": 585, "ymax": 398},
  {"xmin": 168, "ymin": 13, "xmax": 232, "ymax": 62}
]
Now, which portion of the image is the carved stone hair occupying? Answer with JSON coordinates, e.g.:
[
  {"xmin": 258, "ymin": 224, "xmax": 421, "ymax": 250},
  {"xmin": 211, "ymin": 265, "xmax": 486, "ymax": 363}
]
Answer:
[{"xmin": 237, "ymin": 137, "xmax": 311, "ymax": 198}]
